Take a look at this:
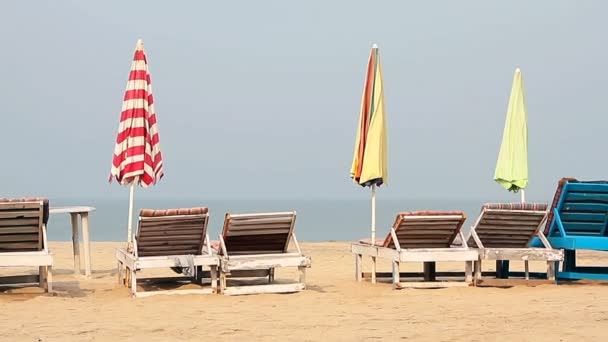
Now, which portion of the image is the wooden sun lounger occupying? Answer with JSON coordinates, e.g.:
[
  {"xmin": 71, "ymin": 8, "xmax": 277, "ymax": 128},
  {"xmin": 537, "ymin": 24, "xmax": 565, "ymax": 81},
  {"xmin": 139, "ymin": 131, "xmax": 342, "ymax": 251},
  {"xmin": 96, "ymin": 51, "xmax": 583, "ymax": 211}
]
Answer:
[
  {"xmin": 116, "ymin": 207, "xmax": 219, "ymax": 297},
  {"xmin": 468, "ymin": 203, "xmax": 563, "ymax": 282},
  {"xmin": 351, "ymin": 211, "xmax": 478, "ymax": 289},
  {"xmin": 216, "ymin": 211, "xmax": 311, "ymax": 295},
  {"xmin": 0, "ymin": 198, "xmax": 53, "ymax": 292}
]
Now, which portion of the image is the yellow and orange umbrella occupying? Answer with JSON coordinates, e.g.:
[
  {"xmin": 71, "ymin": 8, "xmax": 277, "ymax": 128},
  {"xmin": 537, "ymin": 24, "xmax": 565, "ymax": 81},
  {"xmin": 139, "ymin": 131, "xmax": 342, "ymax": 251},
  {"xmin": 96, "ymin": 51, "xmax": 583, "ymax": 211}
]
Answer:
[{"xmin": 350, "ymin": 44, "xmax": 388, "ymax": 244}]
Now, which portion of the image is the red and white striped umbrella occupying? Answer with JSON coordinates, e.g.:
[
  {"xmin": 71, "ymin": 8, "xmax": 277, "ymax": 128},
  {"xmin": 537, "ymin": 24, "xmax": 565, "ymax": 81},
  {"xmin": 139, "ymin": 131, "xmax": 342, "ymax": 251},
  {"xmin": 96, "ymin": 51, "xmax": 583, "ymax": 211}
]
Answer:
[{"xmin": 109, "ymin": 39, "xmax": 163, "ymax": 242}]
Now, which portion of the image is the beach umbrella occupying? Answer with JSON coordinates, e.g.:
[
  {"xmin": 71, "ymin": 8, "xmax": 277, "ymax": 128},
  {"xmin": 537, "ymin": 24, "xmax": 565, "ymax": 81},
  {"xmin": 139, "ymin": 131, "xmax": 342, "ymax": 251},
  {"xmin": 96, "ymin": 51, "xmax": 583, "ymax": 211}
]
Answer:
[
  {"xmin": 350, "ymin": 44, "xmax": 388, "ymax": 245},
  {"xmin": 109, "ymin": 39, "xmax": 164, "ymax": 243},
  {"xmin": 494, "ymin": 68, "xmax": 528, "ymax": 203}
]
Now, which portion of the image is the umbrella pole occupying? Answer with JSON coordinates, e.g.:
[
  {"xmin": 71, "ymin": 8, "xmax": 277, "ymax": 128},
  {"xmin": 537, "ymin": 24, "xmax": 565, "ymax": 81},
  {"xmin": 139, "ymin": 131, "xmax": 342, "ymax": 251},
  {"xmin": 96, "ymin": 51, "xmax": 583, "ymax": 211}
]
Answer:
[
  {"xmin": 520, "ymin": 189, "xmax": 525, "ymax": 203},
  {"xmin": 371, "ymin": 184, "xmax": 377, "ymax": 284},
  {"xmin": 127, "ymin": 183, "xmax": 135, "ymax": 243}
]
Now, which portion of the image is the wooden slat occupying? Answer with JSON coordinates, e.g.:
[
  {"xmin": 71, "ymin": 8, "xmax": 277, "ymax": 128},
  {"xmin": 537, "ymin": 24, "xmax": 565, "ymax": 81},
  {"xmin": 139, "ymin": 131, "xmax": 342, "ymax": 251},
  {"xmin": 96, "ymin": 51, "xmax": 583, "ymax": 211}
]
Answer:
[
  {"xmin": 228, "ymin": 223, "xmax": 292, "ymax": 231},
  {"xmin": 0, "ymin": 218, "xmax": 40, "ymax": 227},
  {"xmin": 138, "ymin": 245, "xmax": 199, "ymax": 252},
  {"xmin": 0, "ymin": 242, "xmax": 40, "ymax": 250},
  {"xmin": 560, "ymin": 212, "xmax": 606, "ymax": 222},
  {"xmin": 0, "ymin": 226, "xmax": 39, "ymax": 234},
  {"xmin": 562, "ymin": 203, "xmax": 608, "ymax": 212},
  {"xmin": 561, "ymin": 222, "xmax": 604, "ymax": 232},
  {"xmin": 566, "ymin": 192, "xmax": 608, "ymax": 203},
  {"xmin": 227, "ymin": 228, "xmax": 291, "ymax": 236},
  {"xmin": 397, "ymin": 230, "xmax": 456, "ymax": 236},
  {"xmin": 140, "ymin": 221, "xmax": 206, "ymax": 229},
  {"xmin": 0, "ymin": 234, "xmax": 39, "ymax": 242},
  {"xmin": 479, "ymin": 219, "xmax": 541, "ymax": 226},
  {"xmin": 474, "ymin": 226, "xmax": 539, "ymax": 232},
  {"xmin": 137, "ymin": 242, "xmax": 201, "ymax": 248},
  {"xmin": 566, "ymin": 183, "xmax": 608, "ymax": 193},
  {"xmin": 399, "ymin": 220, "xmax": 461, "ymax": 226},
  {"xmin": 0, "ymin": 211, "xmax": 41, "ymax": 219},
  {"xmin": 0, "ymin": 202, "xmax": 43, "ymax": 210},
  {"xmin": 138, "ymin": 229, "xmax": 204, "ymax": 237},
  {"xmin": 230, "ymin": 217, "xmax": 293, "ymax": 226},
  {"xmin": 138, "ymin": 234, "xmax": 203, "ymax": 242},
  {"xmin": 229, "ymin": 212, "xmax": 294, "ymax": 220}
]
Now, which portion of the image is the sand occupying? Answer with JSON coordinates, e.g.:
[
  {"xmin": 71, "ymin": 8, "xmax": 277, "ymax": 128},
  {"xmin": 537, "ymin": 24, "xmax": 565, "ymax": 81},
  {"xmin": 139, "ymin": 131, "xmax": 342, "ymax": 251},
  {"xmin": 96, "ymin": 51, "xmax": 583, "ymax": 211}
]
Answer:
[{"xmin": 1, "ymin": 242, "xmax": 608, "ymax": 341}]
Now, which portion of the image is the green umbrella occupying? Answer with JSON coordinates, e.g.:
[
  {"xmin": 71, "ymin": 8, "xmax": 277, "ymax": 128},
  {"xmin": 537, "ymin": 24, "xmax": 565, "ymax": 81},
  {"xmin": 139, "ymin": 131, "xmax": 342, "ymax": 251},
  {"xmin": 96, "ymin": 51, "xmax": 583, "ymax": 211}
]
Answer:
[{"xmin": 494, "ymin": 68, "xmax": 528, "ymax": 202}]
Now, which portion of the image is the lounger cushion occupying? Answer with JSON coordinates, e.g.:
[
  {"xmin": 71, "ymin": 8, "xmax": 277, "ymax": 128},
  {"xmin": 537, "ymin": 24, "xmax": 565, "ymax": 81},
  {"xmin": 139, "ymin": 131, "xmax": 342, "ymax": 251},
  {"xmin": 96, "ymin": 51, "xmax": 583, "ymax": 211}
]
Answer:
[
  {"xmin": 0, "ymin": 197, "xmax": 49, "ymax": 224},
  {"xmin": 140, "ymin": 207, "xmax": 208, "ymax": 217},
  {"xmin": 482, "ymin": 203, "xmax": 547, "ymax": 211}
]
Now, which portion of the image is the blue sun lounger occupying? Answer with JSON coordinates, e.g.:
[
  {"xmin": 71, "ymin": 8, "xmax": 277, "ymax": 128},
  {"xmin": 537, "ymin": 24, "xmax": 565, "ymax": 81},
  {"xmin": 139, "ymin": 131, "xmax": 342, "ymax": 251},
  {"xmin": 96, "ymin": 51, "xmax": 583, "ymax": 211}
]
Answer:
[{"xmin": 538, "ymin": 178, "xmax": 608, "ymax": 280}]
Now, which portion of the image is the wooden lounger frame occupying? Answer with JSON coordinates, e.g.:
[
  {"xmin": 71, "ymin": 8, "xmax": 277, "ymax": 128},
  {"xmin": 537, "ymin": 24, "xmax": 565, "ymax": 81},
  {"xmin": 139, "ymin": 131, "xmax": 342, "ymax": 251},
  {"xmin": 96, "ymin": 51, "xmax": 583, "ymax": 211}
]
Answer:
[
  {"xmin": 469, "ymin": 208, "xmax": 563, "ymax": 282},
  {"xmin": 352, "ymin": 213, "xmax": 478, "ymax": 289},
  {"xmin": 116, "ymin": 211, "xmax": 219, "ymax": 297},
  {"xmin": 217, "ymin": 211, "xmax": 311, "ymax": 295},
  {"xmin": 0, "ymin": 200, "xmax": 53, "ymax": 292}
]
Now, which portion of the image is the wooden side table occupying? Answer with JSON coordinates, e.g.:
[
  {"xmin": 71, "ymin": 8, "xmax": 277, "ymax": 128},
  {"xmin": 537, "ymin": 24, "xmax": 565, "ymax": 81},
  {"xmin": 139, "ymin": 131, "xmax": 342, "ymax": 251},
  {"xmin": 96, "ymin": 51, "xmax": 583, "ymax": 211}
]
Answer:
[{"xmin": 49, "ymin": 206, "xmax": 95, "ymax": 277}]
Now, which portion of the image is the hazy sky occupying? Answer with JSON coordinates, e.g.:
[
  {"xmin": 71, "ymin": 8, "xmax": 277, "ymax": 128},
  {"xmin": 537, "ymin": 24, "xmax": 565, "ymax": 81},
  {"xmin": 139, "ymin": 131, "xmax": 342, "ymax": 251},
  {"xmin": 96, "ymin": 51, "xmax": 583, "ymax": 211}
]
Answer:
[{"xmin": 1, "ymin": 1, "xmax": 606, "ymax": 202}]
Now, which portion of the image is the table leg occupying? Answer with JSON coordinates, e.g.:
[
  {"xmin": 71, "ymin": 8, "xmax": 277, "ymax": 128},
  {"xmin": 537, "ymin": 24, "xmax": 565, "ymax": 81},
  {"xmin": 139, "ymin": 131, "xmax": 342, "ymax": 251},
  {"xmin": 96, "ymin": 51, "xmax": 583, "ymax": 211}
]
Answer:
[
  {"xmin": 70, "ymin": 213, "xmax": 81, "ymax": 275},
  {"xmin": 81, "ymin": 213, "xmax": 92, "ymax": 277}
]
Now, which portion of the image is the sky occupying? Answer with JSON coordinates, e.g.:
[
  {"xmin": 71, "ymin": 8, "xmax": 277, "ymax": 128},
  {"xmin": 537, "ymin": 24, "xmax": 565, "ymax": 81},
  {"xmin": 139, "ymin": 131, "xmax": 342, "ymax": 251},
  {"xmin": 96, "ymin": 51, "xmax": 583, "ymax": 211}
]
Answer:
[{"xmin": 0, "ymin": 0, "xmax": 606, "ymax": 202}]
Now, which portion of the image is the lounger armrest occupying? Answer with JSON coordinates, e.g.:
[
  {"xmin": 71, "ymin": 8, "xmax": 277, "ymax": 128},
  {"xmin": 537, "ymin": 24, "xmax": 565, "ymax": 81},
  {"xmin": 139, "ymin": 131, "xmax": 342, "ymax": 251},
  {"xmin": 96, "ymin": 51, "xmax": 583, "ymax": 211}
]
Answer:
[
  {"xmin": 42, "ymin": 223, "xmax": 49, "ymax": 253},
  {"xmin": 218, "ymin": 234, "xmax": 229, "ymax": 256},
  {"xmin": 553, "ymin": 208, "xmax": 568, "ymax": 237},
  {"xmin": 390, "ymin": 228, "xmax": 401, "ymax": 251},
  {"xmin": 290, "ymin": 233, "xmax": 302, "ymax": 254},
  {"xmin": 133, "ymin": 237, "xmax": 139, "ymax": 258},
  {"xmin": 204, "ymin": 234, "xmax": 212, "ymax": 256},
  {"xmin": 459, "ymin": 230, "xmax": 468, "ymax": 248},
  {"xmin": 470, "ymin": 228, "xmax": 484, "ymax": 248}
]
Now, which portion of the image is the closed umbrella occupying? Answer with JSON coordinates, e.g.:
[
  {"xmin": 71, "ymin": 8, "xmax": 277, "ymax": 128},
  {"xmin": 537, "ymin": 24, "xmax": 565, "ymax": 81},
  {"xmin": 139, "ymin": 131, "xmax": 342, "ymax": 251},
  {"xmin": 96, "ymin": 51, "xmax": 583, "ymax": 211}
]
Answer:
[
  {"xmin": 109, "ymin": 39, "xmax": 164, "ymax": 243},
  {"xmin": 350, "ymin": 44, "xmax": 388, "ymax": 281},
  {"xmin": 494, "ymin": 68, "xmax": 528, "ymax": 202}
]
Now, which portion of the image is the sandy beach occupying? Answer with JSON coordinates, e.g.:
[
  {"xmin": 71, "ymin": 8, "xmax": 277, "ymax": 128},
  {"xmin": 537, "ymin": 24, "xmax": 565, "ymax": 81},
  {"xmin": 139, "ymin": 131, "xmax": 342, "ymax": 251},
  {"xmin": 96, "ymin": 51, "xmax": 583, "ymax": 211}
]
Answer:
[{"xmin": 0, "ymin": 242, "xmax": 607, "ymax": 341}]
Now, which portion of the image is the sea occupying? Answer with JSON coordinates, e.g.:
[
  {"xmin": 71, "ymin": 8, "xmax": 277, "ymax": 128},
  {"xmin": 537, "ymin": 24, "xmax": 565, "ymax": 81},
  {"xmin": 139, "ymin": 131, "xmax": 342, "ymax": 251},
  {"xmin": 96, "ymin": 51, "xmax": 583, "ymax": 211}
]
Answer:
[{"xmin": 47, "ymin": 198, "xmax": 485, "ymax": 242}]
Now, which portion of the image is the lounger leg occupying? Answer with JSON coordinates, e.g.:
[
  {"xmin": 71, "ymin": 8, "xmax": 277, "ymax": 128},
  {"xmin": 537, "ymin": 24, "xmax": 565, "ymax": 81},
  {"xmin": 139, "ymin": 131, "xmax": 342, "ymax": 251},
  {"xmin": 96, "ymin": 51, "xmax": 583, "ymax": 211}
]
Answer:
[
  {"xmin": 474, "ymin": 260, "xmax": 482, "ymax": 281},
  {"xmin": 298, "ymin": 266, "xmax": 306, "ymax": 288},
  {"xmin": 269, "ymin": 268, "xmax": 275, "ymax": 283},
  {"xmin": 355, "ymin": 254, "xmax": 362, "ymax": 282},
  {"xmin": 117, "ymin": 261, "xmax": 123, "ymax": 285},
  {"xmin": 524, "ymin": 260, "xmax": 530, "ymax": 280},
  {"xmin": 465, "ymin": 261, "xmax": 473, "ymax": 283},
  {"xmin": 371, "ymin": 257, "xmax": 377, "ymax": 284},
  {"xmin": 210, "ymin": 266, "xmax": 218, "ymax": 292},
  {"xmin": 547, "ymin": 261, "xmax": 556, "ymax": 282},
  {"xmin": 423, "ymin": 262, "xmax": 436, "ymax": 281},
  {"xmin": 46, "ymin": 266, "xmax": 53, "ymax": 293},
  {"xmin": 564, "ymin": 250, "xmax": 576, "ymax": 272},
  {"xmin": 130, "ymin": 268, "xmax": 137, "ymax": 296},
  {"xmin": 219, "ymin": 271, "xmax": 227, "ymax": 294},
  {"xmin": 39, "ymin": 266, "xmax": 45, "ymax": 289},
  {"xmin": 392, "ymin": 261, "xmax": 400, "ymax": 286}
]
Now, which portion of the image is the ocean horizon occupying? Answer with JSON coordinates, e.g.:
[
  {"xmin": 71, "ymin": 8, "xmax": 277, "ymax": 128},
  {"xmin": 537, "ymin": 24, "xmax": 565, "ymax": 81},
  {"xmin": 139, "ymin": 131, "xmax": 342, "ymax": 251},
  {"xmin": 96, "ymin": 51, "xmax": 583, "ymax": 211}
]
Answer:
[{"xmin": 46, "ymin": 197, "xmax": 501, "ymax": 242}]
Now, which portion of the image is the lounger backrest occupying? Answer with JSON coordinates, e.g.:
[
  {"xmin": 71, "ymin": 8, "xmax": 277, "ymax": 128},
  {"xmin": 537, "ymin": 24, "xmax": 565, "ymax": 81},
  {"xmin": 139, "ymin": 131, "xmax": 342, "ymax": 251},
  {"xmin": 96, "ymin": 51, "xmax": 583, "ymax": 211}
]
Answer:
[
  {"xmin": 549, "ymin": 181, "xmax": 608, "ymax": 237},
  {"xmin": 0, "ymin": 200, "xmax": 45, "ymax": 252},
  {"xmin": 469, "ymin": 203, "xmax": 547, "ymax": 248},
  {"xmin": 384, "ymin": 211, "xmax": 466, "ymax": 248},
  {"xmin": 136, "ymin": 207, "xmax": 209, "ymax": 257},
  {"xmin": 221, "ymin": 211, "xmax": 296, "ymax": 255}
]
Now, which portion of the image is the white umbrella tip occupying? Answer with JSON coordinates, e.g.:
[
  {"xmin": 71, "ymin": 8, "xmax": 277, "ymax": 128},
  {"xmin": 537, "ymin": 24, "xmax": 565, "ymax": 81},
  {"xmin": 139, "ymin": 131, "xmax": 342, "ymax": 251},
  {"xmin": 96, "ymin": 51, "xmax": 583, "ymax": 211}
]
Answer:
[
  {"xmin": 515, "ymin": 67, "xmax": 521, "ymax": 73},
  {"xmin": 372, "ymin": 43, "xmax": 378, "ymax": 49},
  {"xmin": 136, "ymin": 39, "xmax": 144, "ymax": 48}
]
